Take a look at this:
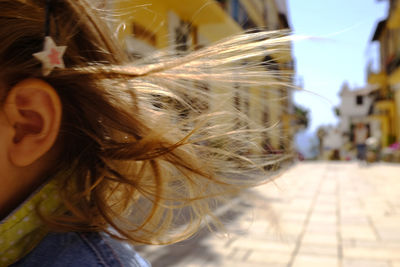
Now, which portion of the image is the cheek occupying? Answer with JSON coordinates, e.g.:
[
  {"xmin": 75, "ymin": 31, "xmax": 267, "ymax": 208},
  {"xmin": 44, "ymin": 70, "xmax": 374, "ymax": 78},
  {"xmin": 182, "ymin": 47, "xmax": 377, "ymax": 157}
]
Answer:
[{"xmin": 0, "ymin": 112, "xmax": 13, "ymax": 173}]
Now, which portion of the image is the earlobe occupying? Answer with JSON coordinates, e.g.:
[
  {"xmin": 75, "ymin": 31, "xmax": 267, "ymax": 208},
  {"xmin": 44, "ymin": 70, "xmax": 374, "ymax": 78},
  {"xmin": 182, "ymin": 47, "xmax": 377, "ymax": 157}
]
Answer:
[{"xmin": 4, "ymin": 78, "xmax": 62, "ymax": 167}]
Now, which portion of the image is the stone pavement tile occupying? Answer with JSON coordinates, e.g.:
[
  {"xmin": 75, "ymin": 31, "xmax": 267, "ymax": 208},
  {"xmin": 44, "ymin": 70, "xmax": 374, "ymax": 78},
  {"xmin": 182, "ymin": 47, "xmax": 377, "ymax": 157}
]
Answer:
[
  {"xmin": 202, "ymin": 237, "xmax": 234, "ymax": 248},
  {"xmin": 269, "ymin": 203, "xmax": 291, "ymax": 212},
  {"xmin": 245, "ymin": 224, "xmax": 281, "ymax": 237},
  {"xmin": 309, "ymin": 213, "xmax": 337, "ymax": 224},
  {"xmin": 341, "ymin": 209, "xmax": 365, "ymax": 217},
  {"xmin": 297, "ymin": 244, "xmax": 338, "ymax": 257},
  {"xmin": 308, "ymin": 218, "xmax": 336, "ymax": 226},
  {"xmin": 278, "ymin": 222, "xmax": 305, "ymax": 236},
  {"xmin": 174, "ymin": 263, "xmax": 203, "ymax": 267},
  {"xmin": 281, "ymin": 211, "xmax": 307, "ymax": 223},
  {"xmin": 302, "ymin": 233, "xmax": 338, "ymax": 245},
  {"xmin": 339, "ymin": 196, "xmax": 360, "ymax": 203},
  {"xmin": 285, "ymin": 206, "xmax": 310, "ymax": 213},
  {"xmin": 292, "ymin": 254, "xmax": 338, "ymax": 267},
  {"xmin": 224, "ymin": 226, "xmax": 253, "ymax": 236},
  {"xmin": 319, "ymin": 178, "xmax": 335, "ymax": 187},
  {"xmin": 342, "ymin": 239, "xmax": 400, "ymax": 251},
  {"xmin": 231, "ymin": 231, "xmax": 297, "ymax": 243},
  {"xmin": 207, "ymin": 245, "xmax": 235, "ymax": 256},
  {"xmin": 291, "ymin": 194, "xmax": 314, "ymax": 200},
  {"xmin": 341, "ymin": 225, "xmax": 377, "ymax": 241},
  {"xmin": 320, "ymin": 187, "xmax": 336, "ymax": 195},
  {"xmin": 313, "ymin": 204, "xmax": 337, "ymax": 214},
  {"xmin": 306, "ymin": 222, "xmax": 336, "ymax": 234},
  {"xmin": 342, "ymin": 259, "xmax": 391, "ymax": 267},
  {"xmin": 135, "ymin": 245, "xmax": 176, "ymax": 263},
  {"xmin": 174, "ymin": 257, "xmax": 210, "ymax": 267},
  {"xmin": 341, "ymin": 194, "xmax": 360, "ymax": 201},
  {"xmin": 341, "ymin": 215, "xmax": 369, "ymax": 225},
  {"xmin": 148, "ymin": 245, "xmax": 219, "ymax": 267},
  {"xmin": 376, "ymin": 228, "xmax": 400, "ymax": 242},
  {"xmin": 340, "ymin": 204, "xmax": 363, "ymax": 212},
  {"xmin": 373, "ymin": 217, "xmax": 400, "ymax": 228},
  {"xmin": 340, "ymin": 201, "xmax": 361, "ymax": 210},
  {"xmin": 316, "ymin": 195, "xmax": 336, "ymax": 205},
  {"xmin": 260, "ymin": 234, "xmax": 298, "ymax": 243},
  {"xmin": 170, "ymin": 244, "xmax": 234, "ymax": 266},
  {"xmin": 304, "ymin": 227, "xmax": 337, "ymax": 236},
  {"xmin": 228, "ymin": 247, "xmax": 251, "ymax": 261},
  {"xmin": 202, "ymin": 259, "xmax": 286, "ymax": 267},
  {"xmin": 246, "ymin": 249, "xmax": 292, "ymax": 264},
  {"xmin": 289, "ymin": 199, "xmax": 313, "ymax": 208},
  {"xmin": 294, "ymin": 192, "xmax": 316, "ymax": 199},
  {"xmin": 343, "ymin": 247, "xmax": 400, "ymax": 261},
  {"xmin": 230, "ymin": 238, "xmax": 295, "ymax": 253}
]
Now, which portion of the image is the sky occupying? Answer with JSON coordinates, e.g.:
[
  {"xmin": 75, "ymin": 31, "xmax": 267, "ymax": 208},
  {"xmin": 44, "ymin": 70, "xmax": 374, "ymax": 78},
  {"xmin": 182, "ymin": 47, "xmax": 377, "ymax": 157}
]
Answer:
[{"xmin": 287, "ymin": 0, "xmax": 388, "ymax": 133}]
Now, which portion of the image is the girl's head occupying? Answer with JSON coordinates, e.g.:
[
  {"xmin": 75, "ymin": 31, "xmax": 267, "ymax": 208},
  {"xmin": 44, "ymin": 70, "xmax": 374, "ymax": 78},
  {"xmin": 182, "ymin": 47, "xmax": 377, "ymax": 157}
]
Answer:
[
  {"xmin": 0, "ymin": 0, "xmax": 290, "ymax": 244},
  {"xmin": 0, "ymin": 0, "xmax": 132, "ymax": 220}
]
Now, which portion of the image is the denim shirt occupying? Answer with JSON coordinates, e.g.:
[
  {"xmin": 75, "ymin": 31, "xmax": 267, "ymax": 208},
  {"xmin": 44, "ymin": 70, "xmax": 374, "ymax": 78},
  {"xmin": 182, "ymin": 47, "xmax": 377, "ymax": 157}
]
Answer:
[{"xmin": 10, "ymin": 231, "xmax": 151, "ymax": 267}]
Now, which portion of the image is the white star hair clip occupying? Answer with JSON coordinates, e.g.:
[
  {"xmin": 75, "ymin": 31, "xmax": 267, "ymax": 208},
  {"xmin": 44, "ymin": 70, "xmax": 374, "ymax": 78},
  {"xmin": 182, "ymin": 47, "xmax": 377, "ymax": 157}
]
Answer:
[{"xmin": 33, "ymin": 36, "xmax": 67, "ymax": 76}]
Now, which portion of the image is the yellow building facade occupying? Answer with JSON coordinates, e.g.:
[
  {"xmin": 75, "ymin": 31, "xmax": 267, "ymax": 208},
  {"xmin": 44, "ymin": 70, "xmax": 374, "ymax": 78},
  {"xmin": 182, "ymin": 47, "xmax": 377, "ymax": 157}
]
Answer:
[
  {"xmin": 220, "ymin": 0, "xmax": 294, "ymax": 152},
  {"xmin": 109, "ymin": 0, "xmax": 294, "ymax": 154},
  {"xmin": 387, "ymin": 1, "xmax": 400, "ymax": 143},
  {"xmin": 111, "ymin": 0, "xmax": 242, "ymax": 51},
  {"xmin": 368, "ymin": 0, "xmax": 400, "ymax": 146}
]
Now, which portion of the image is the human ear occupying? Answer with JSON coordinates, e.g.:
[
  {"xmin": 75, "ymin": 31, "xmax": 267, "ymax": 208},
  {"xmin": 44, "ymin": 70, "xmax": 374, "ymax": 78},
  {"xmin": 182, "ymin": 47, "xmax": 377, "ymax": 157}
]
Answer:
[{"xmin": 3, "ymin": 78, "xmax": 62, "ymax": 167}]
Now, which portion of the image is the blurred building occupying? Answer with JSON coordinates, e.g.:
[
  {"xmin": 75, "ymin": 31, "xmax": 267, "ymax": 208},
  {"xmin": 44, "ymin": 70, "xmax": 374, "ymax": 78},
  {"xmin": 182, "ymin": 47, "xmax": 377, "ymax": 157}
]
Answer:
[
  {"xmin": 367, "ymin": 0, "xmax": 399, "ymax": 148},
  {"xmin": 319, "ymin": 125, "xmax": 342, "ymax": 160},
  {"xmin": 108, "ymin": 0, "xmax": 294, "ymax": 155},
  {"xmin": 218, "ymin": 0, "xmax": 295, "ymax": 154},
  {"xmin": 323, "ymin": 83, "xmax": 379, "ymax": 160},
  {"xmin": 111, "ymin": 0, "xmax": 242, "ymax": 53},
  {"xmin": 337, "ymin": 83, "xmax": 380, "ymax": 142}
]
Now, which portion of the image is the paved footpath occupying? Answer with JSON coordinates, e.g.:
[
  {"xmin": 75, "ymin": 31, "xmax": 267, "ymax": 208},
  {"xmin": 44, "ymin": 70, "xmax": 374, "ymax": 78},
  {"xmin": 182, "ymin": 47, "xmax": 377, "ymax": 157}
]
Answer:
[{"xmin": 135, "ymin": 162, "xmax": 400, "ymax": 267}]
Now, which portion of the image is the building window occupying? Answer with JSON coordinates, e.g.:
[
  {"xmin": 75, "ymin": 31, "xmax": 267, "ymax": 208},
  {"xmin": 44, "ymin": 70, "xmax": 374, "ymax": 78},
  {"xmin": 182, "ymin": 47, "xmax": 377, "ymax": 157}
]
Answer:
[
  {"xmin": 262, "ymin": 55, "xmax": 279, "ymax": 71},
  {"xmin": 232, "ymin": 0, "xmax": 239, "ymax": 22},
  {"xmin": 132, "ymin": 23, "xmax": 156, "ymax": 46},
  {"xmin": 175, "ymin": 21, "xmax": 190, "ymax": 52},
  {"xmin": 356, "ymin": 95, "xmax": 363, "ymax": 105},
  {"xmin": 216, "ymin": 0, "xmax": 227, "ymax": 9}
]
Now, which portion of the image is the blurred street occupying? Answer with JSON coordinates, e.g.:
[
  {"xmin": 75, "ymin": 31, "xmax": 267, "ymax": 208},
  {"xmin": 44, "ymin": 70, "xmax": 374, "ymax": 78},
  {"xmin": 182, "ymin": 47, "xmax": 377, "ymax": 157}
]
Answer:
[{"xmin": 135, "ymin": 162, "xmax": 400, "ymax": 267}]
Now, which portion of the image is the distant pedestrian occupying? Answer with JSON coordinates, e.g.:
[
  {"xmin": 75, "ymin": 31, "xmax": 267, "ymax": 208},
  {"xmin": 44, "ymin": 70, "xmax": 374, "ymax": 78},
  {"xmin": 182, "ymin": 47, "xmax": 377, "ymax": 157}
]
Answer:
[{"xmin": 354, "ymin": 123, "xmax": 368, "ymax": 160}]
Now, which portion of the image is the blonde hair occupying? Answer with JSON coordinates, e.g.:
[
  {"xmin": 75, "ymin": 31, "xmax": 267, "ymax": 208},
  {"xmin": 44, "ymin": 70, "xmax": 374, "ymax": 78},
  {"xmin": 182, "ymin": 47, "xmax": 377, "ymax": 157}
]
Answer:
[{"xmin": 0, "ymin": 0, "xmax": 293, "ymax": 244}]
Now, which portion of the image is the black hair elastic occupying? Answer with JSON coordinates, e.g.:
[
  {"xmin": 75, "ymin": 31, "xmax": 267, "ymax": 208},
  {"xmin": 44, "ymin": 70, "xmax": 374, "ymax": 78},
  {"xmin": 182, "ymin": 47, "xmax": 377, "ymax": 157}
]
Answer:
[{"xmin": 44, "ymin": 0, "xmax": 52, "ymax": 36}]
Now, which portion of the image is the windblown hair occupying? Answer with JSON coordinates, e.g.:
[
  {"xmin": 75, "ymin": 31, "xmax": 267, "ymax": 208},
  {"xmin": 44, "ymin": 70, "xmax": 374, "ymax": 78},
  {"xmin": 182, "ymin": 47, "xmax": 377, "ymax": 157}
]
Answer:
[{"xmin": 0, "ymin": 0, "xmax": 293, "ymax": 244}]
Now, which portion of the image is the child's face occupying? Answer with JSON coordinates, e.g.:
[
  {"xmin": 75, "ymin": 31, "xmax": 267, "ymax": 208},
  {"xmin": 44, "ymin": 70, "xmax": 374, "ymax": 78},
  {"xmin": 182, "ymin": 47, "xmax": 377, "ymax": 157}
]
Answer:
[
  {"xmin": 0, "ymin": 109, "xmax": 13, "ymax": 175},
  {"xmin": 0, "ymin": 107, "xmax": 19, "ymax": 216}
]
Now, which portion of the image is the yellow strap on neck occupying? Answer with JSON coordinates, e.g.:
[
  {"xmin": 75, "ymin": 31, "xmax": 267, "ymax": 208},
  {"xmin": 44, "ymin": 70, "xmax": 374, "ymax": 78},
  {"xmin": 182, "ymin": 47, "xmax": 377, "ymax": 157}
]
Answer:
[{"xmin": 0, "ymin": 181, "xmax": 61, "ymax": 266}]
